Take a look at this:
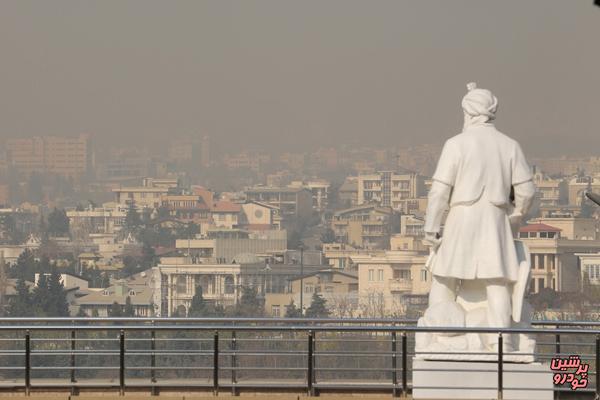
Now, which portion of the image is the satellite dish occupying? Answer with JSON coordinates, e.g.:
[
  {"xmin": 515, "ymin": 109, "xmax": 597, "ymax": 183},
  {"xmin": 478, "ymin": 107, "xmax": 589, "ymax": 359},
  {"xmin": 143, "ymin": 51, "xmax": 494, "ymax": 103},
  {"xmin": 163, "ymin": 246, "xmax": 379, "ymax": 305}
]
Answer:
[{"xmin": 585, "ymin": 192, "xmax": 600, "ymax": 206}]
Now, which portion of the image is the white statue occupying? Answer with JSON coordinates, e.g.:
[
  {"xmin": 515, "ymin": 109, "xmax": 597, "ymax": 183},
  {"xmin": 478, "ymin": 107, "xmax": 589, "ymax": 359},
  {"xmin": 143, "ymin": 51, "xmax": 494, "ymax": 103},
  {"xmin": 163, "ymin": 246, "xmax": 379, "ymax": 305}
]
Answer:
[{"xmin": 415, "ymin": 82, "xmax": 537, "ymax": 361}]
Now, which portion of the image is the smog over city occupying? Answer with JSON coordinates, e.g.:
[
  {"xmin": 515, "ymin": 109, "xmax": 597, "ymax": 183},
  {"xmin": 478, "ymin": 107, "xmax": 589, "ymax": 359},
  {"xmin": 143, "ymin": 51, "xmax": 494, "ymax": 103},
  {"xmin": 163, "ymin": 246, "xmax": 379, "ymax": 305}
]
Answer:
[{"xmin": 1, "ymin": 1, "xmax": 599, "ymax": 156}]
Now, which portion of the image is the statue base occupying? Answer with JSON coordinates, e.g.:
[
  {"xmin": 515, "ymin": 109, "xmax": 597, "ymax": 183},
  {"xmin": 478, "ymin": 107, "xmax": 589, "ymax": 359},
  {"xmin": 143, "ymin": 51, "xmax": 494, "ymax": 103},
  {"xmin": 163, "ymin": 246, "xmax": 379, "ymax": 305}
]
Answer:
[{"xmin": 412, "ymin": 359, "xmax": 552, "ymax": 399}]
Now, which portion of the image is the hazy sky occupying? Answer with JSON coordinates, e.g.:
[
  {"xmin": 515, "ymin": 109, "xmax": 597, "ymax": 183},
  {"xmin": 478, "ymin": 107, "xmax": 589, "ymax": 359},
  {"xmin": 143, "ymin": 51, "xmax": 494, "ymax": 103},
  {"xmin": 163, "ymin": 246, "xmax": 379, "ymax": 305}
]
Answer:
[{"xmin": 0, "ymin": 1, "xmax": 598, "ymax": 155}]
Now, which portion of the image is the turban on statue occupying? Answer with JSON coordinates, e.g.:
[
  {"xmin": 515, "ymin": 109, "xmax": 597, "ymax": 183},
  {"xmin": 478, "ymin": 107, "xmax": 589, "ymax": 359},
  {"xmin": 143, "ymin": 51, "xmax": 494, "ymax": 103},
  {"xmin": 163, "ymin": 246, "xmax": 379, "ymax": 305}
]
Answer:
[{"xmin": 461, "ymin": 82, "xmax": 498, "ymax": 127}]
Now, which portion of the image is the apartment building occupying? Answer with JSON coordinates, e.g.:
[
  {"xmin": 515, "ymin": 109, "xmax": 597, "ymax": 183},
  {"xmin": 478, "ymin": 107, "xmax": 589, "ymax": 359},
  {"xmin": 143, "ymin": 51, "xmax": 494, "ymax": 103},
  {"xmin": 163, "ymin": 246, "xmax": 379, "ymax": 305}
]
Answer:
[
  {"xmin": 288, "ymin": 180, "xmax": 330, "ymax": 212},
  {"xmin": 528, "ymin": 217, "xmax": 598, "ymax": 240},
  {"xmin": 76, "ymin": 273, "xmax": 157, "ymax": 317},
  {"xmin": 352, "ymin": 250, "xmax": 430, "ymax": 317},
  {"xmin": 160, "ymin": 194, "xmax": 211, "ymax": 224},
  {"xmin": 576, "ymin": 252, "xmax": 600, "ymax": 287},
  {"xmin": 211, "ymin": 200, "xmax": 242, "ymax": 229},
  {"xmin": 113, "ymin": 178, "xmax": 179, "ymax": 209},
  {"xmin": 273, "ymin": 269, "xmax": 359, "ymax": 317},
  {"xmin": 568, "ymin": 175, "xmax": 600, "ymax": 206},
  {"xmin": 338, "ymin": 177, "xmax": 358, "ymax": 208},
  {"xmin": 155, "ymin": 260, "xmax": 323, "ymax": 317},
  {"xmin": 357, "ymin": 171, "xmax": 425, "ymax": 210},
  {"xmin": 533, "ymin": 172, "xmax": 568, "ymax": 208},
  {"xmin": 331, "ymin": 205, "xmax": 399, "ymax": 249},
  {"xmin": 240, "ymin": 201, "xmax": 282, "ymax": 230},
  {"xmin": 245, "ymin": 187, "xmax": 313, "ymax": 222},
  {"xmin": 174, "ymin": 229, "xmax": 287, "ymax": 264},
  {"xmin": 518, "ymin": 223, "xmax": 600, "ymax": 293},
  {"xmin": 5, "ymin": 134, "xmax": 92, "ymax": 178},
  {"xmin": 66, "ymin": 203, "xmax": 128, "ymax": 237}
]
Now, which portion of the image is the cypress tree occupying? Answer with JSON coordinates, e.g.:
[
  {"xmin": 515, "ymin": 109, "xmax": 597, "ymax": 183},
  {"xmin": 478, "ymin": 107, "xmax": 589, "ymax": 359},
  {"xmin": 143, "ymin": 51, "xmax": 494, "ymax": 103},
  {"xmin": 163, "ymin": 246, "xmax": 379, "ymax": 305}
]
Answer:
[
  {"xmin": 285, "ymin": 299, "xmax": 302, "ymax": 318},
  {"xmin": 305, "ymin": 293, "xmax": 330, "ymax": 318},
  {"xmin": 123, "ymin": 296, "xmax": 135, "ymax": 317},
  {"xmin": 188, "ymin": 286, "xmax": 208, "ymax": 317},
  {"xmin": 46, "ymin": 268, "xmax": 69, "ymax": 316},
  {"xmin": 7, "ymin": 279, "xmax": 33, "ymax": 317}
]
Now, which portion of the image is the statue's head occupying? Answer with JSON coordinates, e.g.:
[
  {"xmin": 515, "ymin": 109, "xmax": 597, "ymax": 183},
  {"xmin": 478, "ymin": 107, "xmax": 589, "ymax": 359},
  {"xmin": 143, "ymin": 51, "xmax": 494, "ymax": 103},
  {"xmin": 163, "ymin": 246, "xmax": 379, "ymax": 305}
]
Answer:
[{"xmin": 462, "ymin": 82, "xmax": 498, "ymax": 129}]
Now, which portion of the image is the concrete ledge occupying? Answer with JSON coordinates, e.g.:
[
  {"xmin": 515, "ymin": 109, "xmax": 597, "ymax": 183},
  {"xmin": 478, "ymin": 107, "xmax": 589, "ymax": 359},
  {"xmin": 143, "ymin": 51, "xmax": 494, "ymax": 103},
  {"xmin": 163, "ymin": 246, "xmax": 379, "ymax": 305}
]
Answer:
[{"xmin": 412, "ymin": 358, "xmax": 552, "ymax": 400}]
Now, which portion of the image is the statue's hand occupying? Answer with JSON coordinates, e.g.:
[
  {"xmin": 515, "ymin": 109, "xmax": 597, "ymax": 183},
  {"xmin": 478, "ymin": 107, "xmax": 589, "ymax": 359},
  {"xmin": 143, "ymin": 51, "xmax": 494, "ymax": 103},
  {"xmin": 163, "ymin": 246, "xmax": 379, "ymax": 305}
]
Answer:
[
  {"xmin": 508, "ymin": 211, "xmax": 522, "ymax": 237},
  {"xmin": 424, "ymin": 232, "xmax": 442, "ymax": 252}
]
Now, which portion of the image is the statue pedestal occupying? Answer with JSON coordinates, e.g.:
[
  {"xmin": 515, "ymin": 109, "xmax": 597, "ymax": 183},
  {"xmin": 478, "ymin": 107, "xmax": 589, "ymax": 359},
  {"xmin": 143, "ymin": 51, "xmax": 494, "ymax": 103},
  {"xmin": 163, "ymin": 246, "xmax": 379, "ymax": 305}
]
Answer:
[{"xmin": 412, "ymin": 359, "xmax": 553, "ymax": 399}]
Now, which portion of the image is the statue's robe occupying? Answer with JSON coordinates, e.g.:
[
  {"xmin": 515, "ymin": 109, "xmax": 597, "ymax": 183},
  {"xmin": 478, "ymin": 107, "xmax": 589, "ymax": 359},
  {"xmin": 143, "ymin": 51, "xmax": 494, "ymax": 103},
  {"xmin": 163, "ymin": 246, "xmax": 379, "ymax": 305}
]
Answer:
[{"xmin": 424, "ymin": 122, "xmax": 534, "ymax": 282}]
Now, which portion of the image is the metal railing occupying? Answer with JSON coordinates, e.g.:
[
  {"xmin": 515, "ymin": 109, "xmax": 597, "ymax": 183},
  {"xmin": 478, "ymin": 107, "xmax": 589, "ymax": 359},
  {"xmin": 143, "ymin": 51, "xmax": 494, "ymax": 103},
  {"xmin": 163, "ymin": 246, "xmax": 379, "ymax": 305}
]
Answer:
[{"xmin": 0, "ymin": 318, "xmax": 597, "ymax": 398}]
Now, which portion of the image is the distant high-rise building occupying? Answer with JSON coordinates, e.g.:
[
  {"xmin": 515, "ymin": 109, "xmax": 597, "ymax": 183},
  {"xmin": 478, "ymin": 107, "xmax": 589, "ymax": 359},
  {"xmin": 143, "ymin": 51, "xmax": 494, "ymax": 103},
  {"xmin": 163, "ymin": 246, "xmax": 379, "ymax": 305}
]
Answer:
[
  {"xmin": 5, "ymin": 134, "xmax": 92, "ymax": 178},
  {"xmin": 201, "ymin": 135, "xmax": 210, "ymax": 168},
  {"xmin": 357, "ymin": 171, "xmax": 425, "ymax": 210}
]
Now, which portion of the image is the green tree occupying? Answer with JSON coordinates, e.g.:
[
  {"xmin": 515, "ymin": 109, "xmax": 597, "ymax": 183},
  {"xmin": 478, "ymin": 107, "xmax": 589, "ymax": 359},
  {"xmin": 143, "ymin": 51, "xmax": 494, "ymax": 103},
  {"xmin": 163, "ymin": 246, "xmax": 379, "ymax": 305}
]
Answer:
[
  {"xmin": 45, "ymin": 268, "xmax": 70, "ymax": 316},
  {"xmin": 11, "ymin": 249, "xmax": 37, "ymax": 280},
  {"xmin": 141, "ymin": 242, "xmax": 156, "ymax": 268},
  {"xmin": 121, "ymin": 256, "xmax": 142, "ymax": 278},
  {"xmin": 188, "ymin": 286, "xmax": 208, "ymax": 317},
  {"xmin": 0, "ymin": 214, "xmax": 23, "ymax": 245},
  {"xmin": 123, "ymin": 296, "xmax": 135, "ymax": 317},
  {"xmin": 7, "ymin": 279, "xmax": 33, "ymax": 317},
  {"xmin": 305, "ymin": 293, "xmax": 330, "ymax": 318},
  {"xmin": 287, "ymin": 230, "xmax": 304, "ymax": 250},
  {"xmin": 284, "ymin": 300, "xmax": 302, "ymax": 318},
  {"xmin": 125, "ymin": 203, "xmax": 142, "ymax": 232},
  {"xmin": 235, "ymin": 286, "xmax": 264, "ymax": 317},
  {"xmin": 47, "ymin": 208, "xmax": 70, "ymax": 237},
  {"xmin": 157, "ymin": 205, "xmax": 171, "ymax": 220},
  {"xmin": 109, "ymin": 301, "xmax": 123, "ymax": 317},
  {"xmin": 529, "ymin": 287, "xmax": 561, "ymax": 311},
  {"xmin": 320, "ymin": 228, "xmax": 336, "ymax": 244},
  {"xmin": 31, "ymin": 274, "xmax": 50, "ymax": 316}
]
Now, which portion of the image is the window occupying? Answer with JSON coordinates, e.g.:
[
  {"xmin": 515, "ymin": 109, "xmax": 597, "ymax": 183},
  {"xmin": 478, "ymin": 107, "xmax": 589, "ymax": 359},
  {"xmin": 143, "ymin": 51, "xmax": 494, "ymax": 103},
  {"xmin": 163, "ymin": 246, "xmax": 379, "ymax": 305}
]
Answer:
[
  {"xmin": 224, "ymin": 276, "xmax": 235, "ymax": 294},
  {"xmin": 368, "ymin": 269, "xmax": 374, "ymax": 282},
  {"xmin": 588, "ymin": 264, "xmax": 600, "ymax": 280},
  {"xmin": 176, "ymin": 276, "xmax": 187, "ymax": 294},
  {"xmin": 538, "ymin": 278, "xmax": 545, "ymax": 290},
  {"xmin": 272, "ymin": 305, "xmax": 280, "ymax": 317},
  {"xmin": 540, "ymin": 232, "xmax": 548, "ymax": 238},
  {"xmin": 420, "ymin": 269, "xmax": 428, "ymax": 282},
  {"xmin": 378, "ymin": 269, "xmax": 384, "ymax": 281},
  {"xmin": 538, "ymin": 255, "xmax": 545, "ymax": 270}
]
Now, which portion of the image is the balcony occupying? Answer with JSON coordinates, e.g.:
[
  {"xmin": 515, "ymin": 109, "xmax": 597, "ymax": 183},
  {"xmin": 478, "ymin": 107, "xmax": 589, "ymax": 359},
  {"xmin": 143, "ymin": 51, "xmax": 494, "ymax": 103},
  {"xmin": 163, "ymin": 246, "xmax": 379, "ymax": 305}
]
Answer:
[{"xmin": 388, "ymin": 278, "xmax": 412, "ymax": 292}]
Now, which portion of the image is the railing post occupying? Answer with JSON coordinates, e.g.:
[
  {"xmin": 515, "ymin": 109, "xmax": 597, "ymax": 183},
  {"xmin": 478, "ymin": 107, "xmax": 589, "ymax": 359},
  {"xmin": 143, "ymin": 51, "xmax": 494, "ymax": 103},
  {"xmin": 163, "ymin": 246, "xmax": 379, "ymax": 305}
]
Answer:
[
  {"xmin": 555, "ymin": 325, "xmax": 561, "ymax": 400},
  {"xmin": 307, "ymin": 330, "xmax": 314, "ymax": 396},
  {"xmin": 25, "ymin": 330, "xmax": 31, "ymax": 396},
  {"xmin": 70, "ymin": 329, "xmax": 77, "ymax": 395},
  {"xmin": 402, "ymin": 332, "xmax": 407, "ymax": 398},
  {"xmin": 231, "ymin": 330, "xmax": 237, "ymax": 396},
  {"xmin": 392, "ymin": 331, "xmax": 399, "ymax": 397},
  {"xmin": 151, "ymin": 326, "xmax": 157, "ymax": 396},
  {"xmin": 213, "ymin": 330, "xmax": 219, "ymax": 396},
  {"xmin": 119, "ymin": 330, "xmax": 125, "ymax": 396},
  {"xmin": 497, "ymin": 333, "xmax": 503, "ymax": 400},
  {"xmin": 596, "ymin": 334, "xmax": 599, "ymax": 400}
]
